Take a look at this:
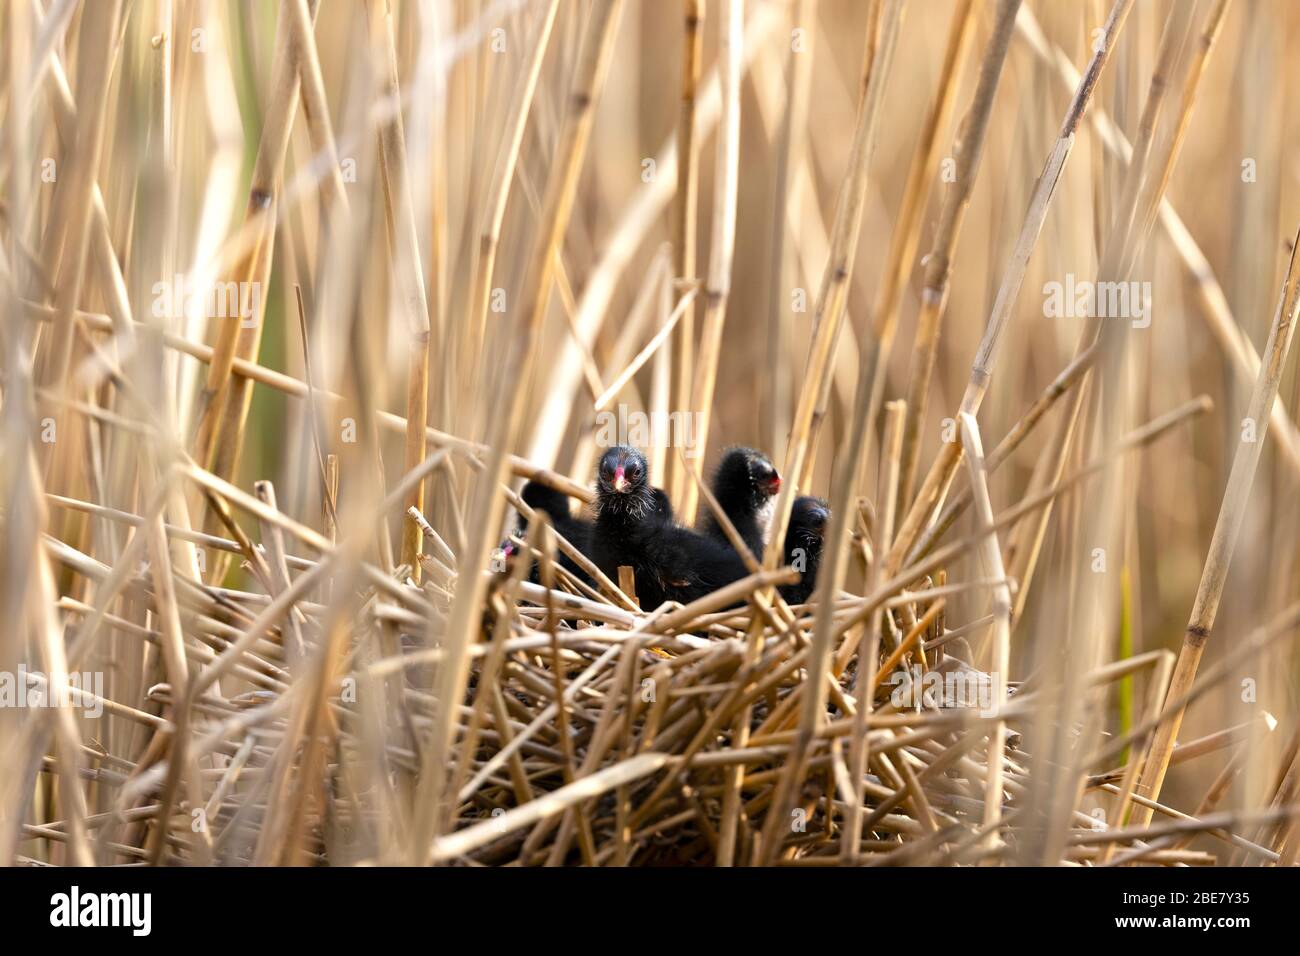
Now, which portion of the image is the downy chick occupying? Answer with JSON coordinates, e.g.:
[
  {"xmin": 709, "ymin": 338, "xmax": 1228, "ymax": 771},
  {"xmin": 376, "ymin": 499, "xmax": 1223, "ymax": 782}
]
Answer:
[
  {"xmin": 700, "ymin": 446, "xmax": 781, "ymax": 557},
  {"xmin": 591, "ymin": 446, "xmax": 746, "ymax": 609},
  {"xmin": 780, "ymin": 496, "xmax": 829, "ymax": 606},
  {"xmin": 519, "ymin": 480, "xmax": 593, "ymax": 583}
]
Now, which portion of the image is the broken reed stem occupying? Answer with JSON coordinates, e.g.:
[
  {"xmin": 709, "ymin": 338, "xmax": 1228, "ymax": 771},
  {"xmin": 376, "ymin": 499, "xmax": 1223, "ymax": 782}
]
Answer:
[
  {"xmin": 1133, "ymin": 224, "xmax": 1300, "ymax": 823},
  {"xmin": 908, "ymin": 343, "xmax": 1097, "ymax": 563},
  {"xmin": 1002, "ymin": 0, "xmax": 1229, "ymax": 641},
  {"xmin": 895, "ymin": 0, "xmax": 1014, "ymax": 514},
  {"xmin": 594, "ymin": 283, "xmax": 700, "ymax": 412},
  {"xmin": 884, "ymin": 0, "xmax": 1137, "ymax": 579},
  {"xmin": 1015, "ymin": 2, "xmax": 1300, "ymax": 480}
]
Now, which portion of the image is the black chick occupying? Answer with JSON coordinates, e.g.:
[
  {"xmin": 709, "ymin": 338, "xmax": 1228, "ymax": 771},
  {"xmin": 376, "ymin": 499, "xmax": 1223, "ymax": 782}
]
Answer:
[
  {"xmin": 591, "ymin": 446, "xmax": 748, "ymax": 609},
  {"xmin": 519, "ymin": 480, "xmax": 593, "ymax": 578},
  {"xmin": 780, "ymin": 496, "xmax": 830, "ymax": 606},
  {"xmin": 516, "ymin": 478, "xmax": 674, "ymax": 583},
  {"xmin": 700, "ymin": 447, "xmax": 781, "ymax": 557},
  {"xmin": 589, "ymin": 446, "xmax": 667, "ymax": 603},
  {"xmin": 648, "ymin": 486, "xmax": 675, "ymax": 524}
]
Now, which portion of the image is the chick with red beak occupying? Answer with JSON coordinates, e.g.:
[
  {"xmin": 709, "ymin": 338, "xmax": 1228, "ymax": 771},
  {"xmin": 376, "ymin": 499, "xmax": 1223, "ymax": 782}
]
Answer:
[
  {"xmin": 592, "ymin": 445, "xmax": 749, "ymax": 610},
  {"xmin": 594, "ymin": 446, "xmax": 650, "ymax": 506},
  {"xmin": 591, "ymin": 446, "xmax": 676, "ymax": 607}
]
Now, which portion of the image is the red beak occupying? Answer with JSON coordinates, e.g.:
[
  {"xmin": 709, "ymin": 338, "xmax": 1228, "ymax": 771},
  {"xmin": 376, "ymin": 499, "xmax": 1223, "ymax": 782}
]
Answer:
[
  {"xmin": 765, "ymin": 474, "xmax": 782, "ymax": 495},
  {"xmin": 613, "ymin": 466, "xmax": 629, "ymax": 493}
]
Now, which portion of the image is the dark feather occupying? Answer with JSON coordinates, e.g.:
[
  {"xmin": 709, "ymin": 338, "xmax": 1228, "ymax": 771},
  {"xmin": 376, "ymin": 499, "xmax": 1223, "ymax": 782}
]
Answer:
[
  {"xmin": 780, "ymin": 496, "xmax": 829, "ymax": 606},
  {"xmin": 700, "ymin": 446, "xmax": 780, "ymax": 558},
  {"xmin": 591, "ymin": 446, "xmax": 746, "ymax": 609}
]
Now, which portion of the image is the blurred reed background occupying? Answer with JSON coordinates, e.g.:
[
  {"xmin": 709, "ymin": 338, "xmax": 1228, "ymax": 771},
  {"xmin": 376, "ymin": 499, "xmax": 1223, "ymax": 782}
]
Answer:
[{"xmin": 1, "ymin": 0, "xmax": 1299, "ymax": 866}]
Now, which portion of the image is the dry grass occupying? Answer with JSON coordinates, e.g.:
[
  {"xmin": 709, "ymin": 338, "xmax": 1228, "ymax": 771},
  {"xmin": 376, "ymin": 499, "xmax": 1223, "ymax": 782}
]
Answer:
[{"xmin": 2, "ymin": 0, "xmax": 1300, "ymax": 867}]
